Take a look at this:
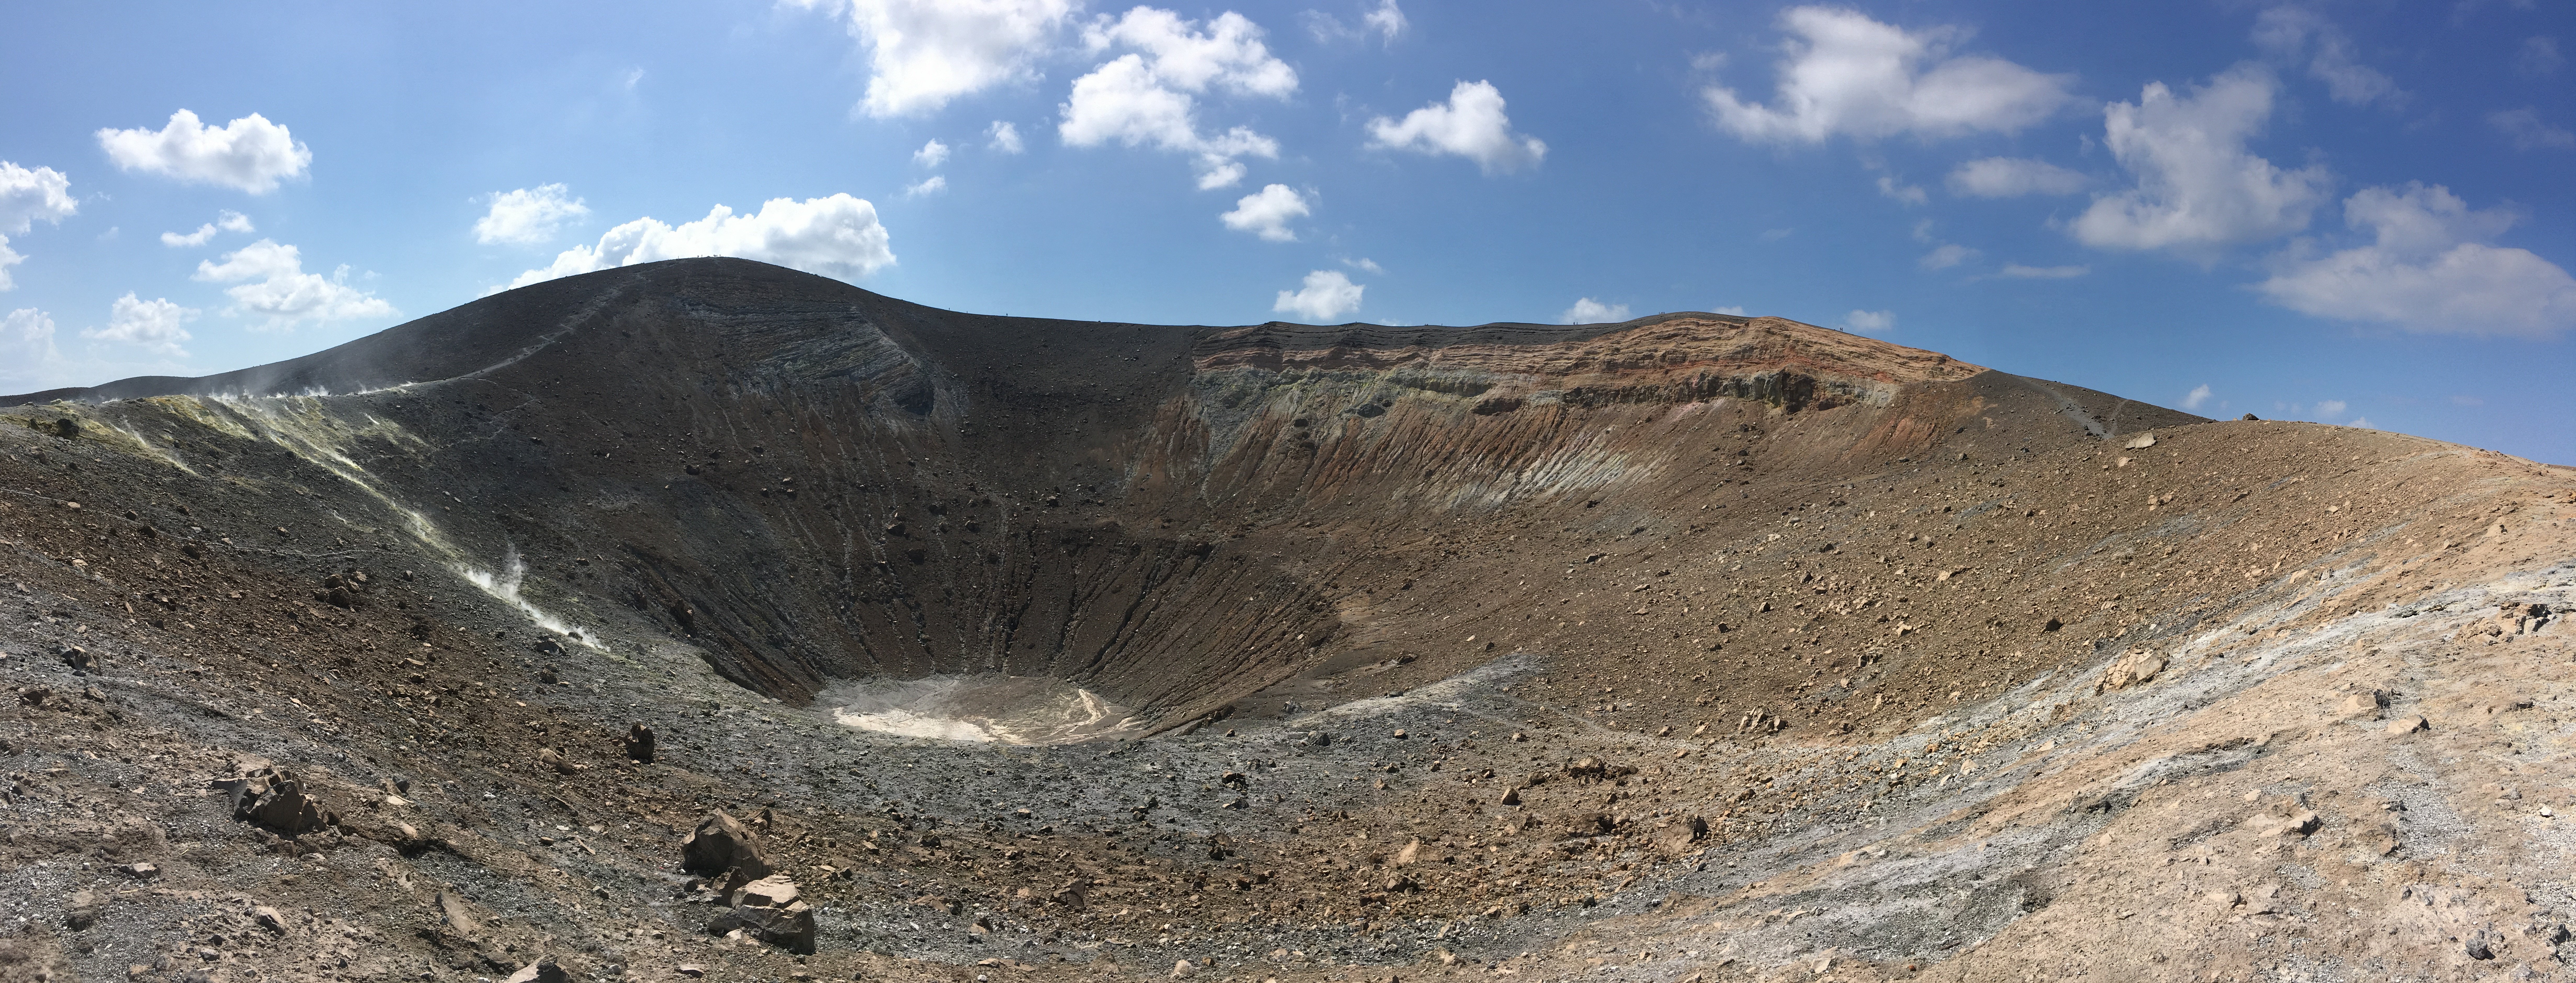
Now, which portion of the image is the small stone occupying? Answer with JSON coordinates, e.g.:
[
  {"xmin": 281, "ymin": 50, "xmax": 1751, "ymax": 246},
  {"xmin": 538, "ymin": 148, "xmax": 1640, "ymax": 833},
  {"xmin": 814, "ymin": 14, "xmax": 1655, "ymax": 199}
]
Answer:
[
  {"xmin": 118, "ymin": 862, "xmax": 158, "ymax": 879},
  {"xmin": 2387, "ymin": 715, "xmax": 2429, "ymax": 735},
  {"xmin": 1499, "ymin": 787, "xmax": 1521, "ymax": 806},
  {"xmin": 502, "ymin": 958, "xmax": 570, "ymax": 983},
  {"xmin": 252, "ymin": 905, "xmax": 289, "ymax": 935},
  {"xmin": 1171, "ymin": 960, "xmax": 1196, "ymax": 978}
]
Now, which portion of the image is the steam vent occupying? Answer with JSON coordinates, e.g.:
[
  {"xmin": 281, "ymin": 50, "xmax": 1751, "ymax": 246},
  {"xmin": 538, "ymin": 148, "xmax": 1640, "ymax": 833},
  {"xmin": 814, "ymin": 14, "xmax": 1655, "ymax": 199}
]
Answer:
[{"xmin": 4, "ymin": 257, "xmax": 2573, "ymax": 979}]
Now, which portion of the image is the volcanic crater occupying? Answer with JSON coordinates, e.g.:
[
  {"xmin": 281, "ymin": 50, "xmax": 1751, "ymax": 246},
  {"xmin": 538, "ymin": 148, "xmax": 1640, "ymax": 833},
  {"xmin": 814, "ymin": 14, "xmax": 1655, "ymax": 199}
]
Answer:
[{"xmin": 2, "ymin": 258, "xmax": 2573, "ymax": 981}]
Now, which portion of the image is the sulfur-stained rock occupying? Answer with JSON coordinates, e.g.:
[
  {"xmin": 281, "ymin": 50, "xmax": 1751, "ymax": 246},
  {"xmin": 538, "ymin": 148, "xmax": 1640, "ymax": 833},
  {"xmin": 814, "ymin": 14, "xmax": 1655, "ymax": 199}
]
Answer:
[{"xmin": 2094, "ymin": 649, "xmax": 2167, "ymax": 694}]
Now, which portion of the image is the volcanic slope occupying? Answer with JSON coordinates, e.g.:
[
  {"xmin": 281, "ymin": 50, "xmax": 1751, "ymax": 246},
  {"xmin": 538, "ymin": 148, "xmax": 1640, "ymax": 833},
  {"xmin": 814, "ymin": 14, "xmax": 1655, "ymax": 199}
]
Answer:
[{"xmin": 0, "ymin": 256, "xmax": 2569, "ymax": 981}]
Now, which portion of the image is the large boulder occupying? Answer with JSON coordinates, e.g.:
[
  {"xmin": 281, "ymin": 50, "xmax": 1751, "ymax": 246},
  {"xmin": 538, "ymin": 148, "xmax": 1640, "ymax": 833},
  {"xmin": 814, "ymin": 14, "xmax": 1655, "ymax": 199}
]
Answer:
[
  {"xmin": 714, "ymin": 874, "xmax": 815, "ymax": 954},
  {"xmin": 680, "ymin": 810, "xmax": 772, "ymax": 886}
]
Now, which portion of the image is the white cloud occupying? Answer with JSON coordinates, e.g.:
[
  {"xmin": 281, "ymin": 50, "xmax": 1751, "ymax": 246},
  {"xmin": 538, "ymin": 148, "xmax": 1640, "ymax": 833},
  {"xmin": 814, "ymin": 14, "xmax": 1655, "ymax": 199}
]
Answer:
[
  {"xmin": 2182, "ymin": 384, "xmax": 2214, "ymax": 410},
  {"xmin": 2517, "ymin": 36, "xmax": 2563, "ymax": 77},
  {"xmin": 193, "ymin": 239, "xmax": 396, "ymax": 330},
  {"xmin": 2312, "ymin": 398, "xmax": 2347, "ymax": 418},
  {"xmin": 1758, "ymin": 228, "xmax": 1794, "ymax": 242},
  {"xmin": 82, "ymin": 293, "xmax": 197, "ymax": 357},
  {"xmin": 0, "ymin": 162, "xmax": 77, "ymax": 233},
  {"xmin": 2252, "ymin": 7, "xmax": 2401, "ymax": 107},
  {"xmin": 1561, "ymin": 298, "xmax": 1632, "ymax": 324},
  {"xmin": 1304, "ymin": 0, "xmax": 1406, "ymax": 44},
  {"xmin": 2490, "ymin": 109, "xmax": 2574, "ymax": 150},
  {"xmin": 1340, "ymin": 256, "xmax": 1383, "ymax": 274},
  {"xmin": 2000, "ymin": 263, "xmax": 2088, "ymax": 278},
  {"xmin": 1059, "ymin": 8, "xmax": 1297, "ymax": 188},
  {"xmin": 95, "ymin": 110, "xmax": 311, "ymax": 194},
  {"xmin": 914, "ymin": 139, "xmax": 951, "ymax": 168},
  {"xmin": 0, "ymin": 236, "xmax": 21, "ymax": 292},
  {"xmin": 473, "ymin": 185, "xmax": 589, "ymax": 246},
  {"xmin": 504, "ymin": 194, "xmax": 896, "ymax": 292},
  {"xmin": 2345, "ymin": 416, "xmax": 2372, "ymax": 429},
  {"xmin": 1703, "ymin": 7, "xmax": 2074, "ymax": 143},
  {"xmin": 987, "ymin": 121, "xmax": 1026, "ymax": 154},
  {"xmin": 905, "ymin": 176, "xmax": 948, "ymax": 197},
  {"xmin": 1840, "ymin": 309, "xmax": 1896, "ymax": 333},
  {"xmin": 1875, "ymin": 174, "xmax": 1927, "ymax": 205},
  {"xmin": 1, "ymin": 308, "xmax": 59, "ymax": 379},
  {"xmin": 1273, "ymin": 269, "xmax": 1363, "ymax": 321},
  {"xmin": 161, "ymin": 210, "xmax": 254, "ymax": 248},
  {"xmin": 2257, "ymin": 182, "xmax": 2576, "ymax": 338},
  {"xmin": 1363, "ymin": 0, "xmax": 1406, "ymax": 41},
  {"xmin": 1947, "ymin": 157, "xmax": 2087, "ymax": 197},
  {"xmin": 1219, "ymin": 183, "xmax": 1308, "ymax": 241},
  {"xmin": 2070, "ymin": 66, "xmax": 2331, "ymax": 254},
  {"xmin": 1366, "ymin": 80, "xmax": 1547, "ymax": 174},
  {"xmin": 1711, "ymin": 305, "xmax": 1748, "ymax": 316},
  {"xmin": 1920, "ymin": 244, "xmax": 1977, "ymax": 269},
  {"xmin": 789, "ymin": 0, "xmax": 1076, "ymax": 118}
]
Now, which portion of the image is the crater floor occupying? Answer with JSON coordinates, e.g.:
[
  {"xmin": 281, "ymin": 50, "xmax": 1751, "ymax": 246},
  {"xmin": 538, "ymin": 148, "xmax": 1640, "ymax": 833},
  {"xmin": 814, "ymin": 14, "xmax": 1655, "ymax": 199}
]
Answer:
[{"xmin": 1, "ymin": 258, "xmax": 2572, "ymax": 981}]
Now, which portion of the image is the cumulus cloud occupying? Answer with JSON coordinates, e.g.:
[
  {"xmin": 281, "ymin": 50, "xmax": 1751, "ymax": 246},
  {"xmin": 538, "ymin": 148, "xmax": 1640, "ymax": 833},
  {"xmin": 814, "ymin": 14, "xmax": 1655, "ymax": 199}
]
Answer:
[
  {"xmin": 82, "ymin": 293, "xmax": 197, "ymax": 357},
  {"xmin": 2345, "ymin": 416, "xmax": 2372, "ymax": 429},
  {"xmin": 1947, "ymin": 156, "xmax": 2087, "ymax": 197},
  {"xmin": 1560, "ymin": 298, "xmax": 1631, "ymax": 324},
  {"xmin": 2257, "ymin": 182, "xmax": 2576, "ymax": 338},
  {"xmin": 1703, "ymin": 7, "xmax": 2074, "ymax": 143},
  {"xmin": 789, "ymin": 0, "xmax": 1076, "ymax": 118},
  {"xmin": 1840, "ymin": 309, "xmax": 1896, "ymax": 333},
  {"xmin": 1366, "ymin": 80, "xmax": 1547, "ymax": 174},
  {"xmin": 1059, "ymin": 8, "xmax": 1297, "ymax": 188},
  {"xmin": 2312, "ymin": 398, "xmax": 2348, "ymax": 418},
  {"xmin": 2070, "ymin": 66, "xmax": 2331, "ymax": 254},
  {"xmin": 473, "ymin": 185, "xmax": 589, "ymax": 246},
  {"xmin": 1273, "ymin": 269, "xmax": 1363, "ymax": 321},
  {"xmin": 96, "ymin": 110, "xmax": 311, "ymax": 194},
  {"xmin": 1, "ymin": 308, "xmax": 59, "ymax": 378},
  {"xmin": 1218, "ymin": 184, "xmax": 1309, "ymax": 241},
  {"xmin": 2252, "ymin": 7, "xmax": 2402, "ymax": 107},
  {"xmin": 2490, "ymin": 108, "xmax": 2574, "ymax": 150},
  {"xmin": 987, "ymin": 121, "xmax": 1025, "ymax": 154},
  {"xmin": 905, "ymin": 176, "xmax": 949, "ymax": 197},
  {"xmin": 192, "ymin": 239, "xmax": 396, "ymax": 330},
  {"xmin": 161, "ymin": 210, "xmax": 254, "ymax": 248},
  {"xmin": 2000, "ymin": 263, "xmax": 2088, "ymax": 278},
  {"xmin": 913, "ymin": 139, "xmax": 950, "ymax": 168},
  {"xmin": 0, "ymin": 162, "xmax": 77, "ymax": 233},
  {"xmin": 1340, "ymin": 256, "xmax": 1383, "ymax": 274},
  {"xmin": 504, "ymin": 194, "xmax": 896, "ymax": 292},
  {"xmin": 1711, "ymin": 305, "xmax": 1749, "ymax": 316},
  {"xmin": 1920, "ymin": 244, "xmax": 1977, "ymax": 270},
  {"xmin": 2182, "ymin": 384, "xmax": 2214, "ymax": 411},
  {"xmin": 0, "ymin": 237, "xmax": 21, "ymax": 292}
]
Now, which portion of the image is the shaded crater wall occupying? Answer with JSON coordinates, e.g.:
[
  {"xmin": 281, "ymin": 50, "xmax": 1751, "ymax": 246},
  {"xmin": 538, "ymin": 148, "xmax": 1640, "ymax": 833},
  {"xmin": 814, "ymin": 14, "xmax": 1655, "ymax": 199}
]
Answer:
[{"xmin": 9, "ymin": 258, "xmax": 2199, "ymax": 724}]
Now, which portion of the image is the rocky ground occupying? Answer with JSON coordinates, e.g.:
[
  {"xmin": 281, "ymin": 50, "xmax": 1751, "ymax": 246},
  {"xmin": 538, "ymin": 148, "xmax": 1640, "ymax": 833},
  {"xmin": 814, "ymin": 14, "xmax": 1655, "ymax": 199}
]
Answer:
[{"xmin": 1, "ymin": 258, "xmax": 2571, "ymax": 982}]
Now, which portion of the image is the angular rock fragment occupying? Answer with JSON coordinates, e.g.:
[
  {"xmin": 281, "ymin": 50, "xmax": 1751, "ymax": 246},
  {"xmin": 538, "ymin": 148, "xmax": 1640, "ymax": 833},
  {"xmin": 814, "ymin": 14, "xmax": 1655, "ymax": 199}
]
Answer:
[
  {"xmin": 622, "ymin": 722, "xmax": 655, "ymax": 763},
  {"xmin": 681, "ymin": 810, "xmax": 774, "ymax": 888},
  {"xmin": 218, "ymin": 767, "xmax": 334, "ymax": 834}
]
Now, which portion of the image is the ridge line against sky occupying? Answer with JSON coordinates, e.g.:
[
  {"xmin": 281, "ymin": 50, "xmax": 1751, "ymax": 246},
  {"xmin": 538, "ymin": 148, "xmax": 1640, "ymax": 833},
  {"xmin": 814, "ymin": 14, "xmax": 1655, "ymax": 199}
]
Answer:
[{"xmin": 2, "ymin": 1, "xmax": 2571, "ymax": 461}]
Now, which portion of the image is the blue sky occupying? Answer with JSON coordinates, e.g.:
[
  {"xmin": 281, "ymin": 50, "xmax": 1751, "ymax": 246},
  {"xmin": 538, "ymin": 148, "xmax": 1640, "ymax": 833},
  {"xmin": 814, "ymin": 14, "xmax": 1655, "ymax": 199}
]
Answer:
[{"xmin": 3, "ymin": 1, "xmax": 2571, "ymax": 461}]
